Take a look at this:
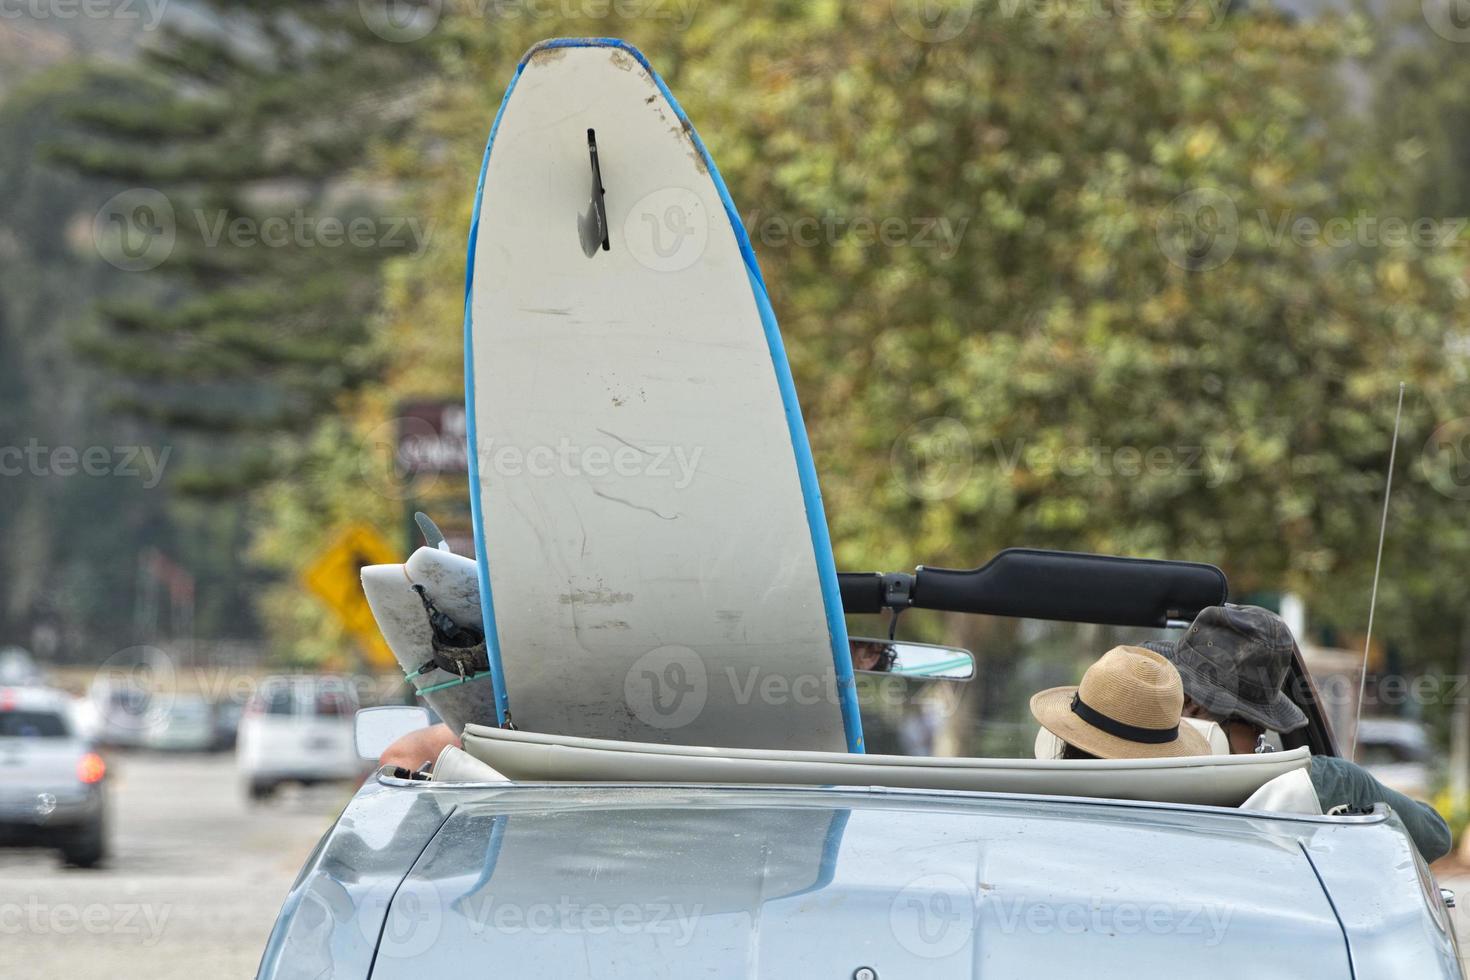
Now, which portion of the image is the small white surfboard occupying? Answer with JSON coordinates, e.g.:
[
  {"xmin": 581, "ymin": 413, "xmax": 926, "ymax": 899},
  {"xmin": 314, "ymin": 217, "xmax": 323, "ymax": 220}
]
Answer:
[
  {"xmin": 464, "ymin": 39, "xmax": 860, "ymax": 751},
  {"xmin": 362, "ymin": 549, "xmax": 498, "ymax": 734}
]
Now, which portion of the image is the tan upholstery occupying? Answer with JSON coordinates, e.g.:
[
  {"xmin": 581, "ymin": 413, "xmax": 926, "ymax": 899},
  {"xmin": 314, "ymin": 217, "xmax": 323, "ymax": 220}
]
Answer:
[
  {"xmin": 1240, "ymin": 767, "xmax": 1322, "ymax": 815},
  {"xmin": 461, "ymin": 724, "xmax": 1310, "ymax": 808},
  {"xmin": 433, "ymin": 744, "xmax": 509, "ymax": 783}
]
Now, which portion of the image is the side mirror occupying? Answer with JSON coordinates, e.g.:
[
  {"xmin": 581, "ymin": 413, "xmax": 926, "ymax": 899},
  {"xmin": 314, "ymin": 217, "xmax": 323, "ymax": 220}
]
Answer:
[
  {"xmin": 354, "ymin": 705, "xmax": 432, "ymax": 761},
  {"xmin": 849, "ymin": 638, "xmax": 975, "ymax": 681}
]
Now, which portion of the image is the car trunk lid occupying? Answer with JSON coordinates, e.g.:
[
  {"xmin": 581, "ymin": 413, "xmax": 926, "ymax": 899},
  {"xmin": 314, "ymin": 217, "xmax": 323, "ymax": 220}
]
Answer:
[{"xmin": 367, "ymin": 788, "xmax": 1352, "ymax": 978}]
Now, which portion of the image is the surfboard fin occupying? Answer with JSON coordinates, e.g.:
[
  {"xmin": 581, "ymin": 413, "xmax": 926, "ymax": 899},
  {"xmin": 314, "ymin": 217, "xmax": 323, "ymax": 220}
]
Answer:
[
  {"xmin": 414, "ymin": 511, "xmax": 452, "ymax": 552},
  {"xmin": 578, "ymin": 127, "xmax": 610, "ymax": 257}
]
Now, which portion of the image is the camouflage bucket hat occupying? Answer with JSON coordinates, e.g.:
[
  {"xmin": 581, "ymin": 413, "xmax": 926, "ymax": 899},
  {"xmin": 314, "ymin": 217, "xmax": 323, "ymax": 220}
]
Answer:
[{"xmin": 1141, "ymin": 604, "xmax": 1308, "ymax": 733}]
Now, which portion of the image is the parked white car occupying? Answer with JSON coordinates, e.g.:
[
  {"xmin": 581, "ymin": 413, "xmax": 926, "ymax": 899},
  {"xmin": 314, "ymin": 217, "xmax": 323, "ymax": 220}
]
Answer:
[
  {"xmin": 0, "ymin": 686, "xmax": 109, "ymax": 867},
  {"xmin": 237, "ymin": 675, "xmax": 362, "ymax": 800},
  {"xmin": 145, "ymin": 694, "xmax": 216, "ymax": 753}
]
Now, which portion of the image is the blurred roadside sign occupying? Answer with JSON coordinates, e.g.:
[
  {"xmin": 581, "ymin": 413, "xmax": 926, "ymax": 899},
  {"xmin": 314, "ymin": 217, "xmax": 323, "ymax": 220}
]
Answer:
[
  {"xmin": 398, "ymin": 400, "xmax": 468, "ymax": 475},
  {"xmin": 302, "ymin": 524, "xmax": 397, "ymax": 669}
]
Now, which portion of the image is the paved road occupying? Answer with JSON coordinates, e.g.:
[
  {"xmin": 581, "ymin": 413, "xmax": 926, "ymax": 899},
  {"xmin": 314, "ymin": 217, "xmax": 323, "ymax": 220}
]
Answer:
[{"xmin": 0, "ymin": 751, "xmax": 353, "ymax": 979}]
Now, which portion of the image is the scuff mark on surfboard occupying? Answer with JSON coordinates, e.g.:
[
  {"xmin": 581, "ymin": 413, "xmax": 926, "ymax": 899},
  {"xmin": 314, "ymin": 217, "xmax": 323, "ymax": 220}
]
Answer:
[
  {"xmin": 590, "ymin": 487, "xmax": 679, "ymax": 521},
  {"xmin": 528, "ymin": 45, "xmax": 568, "ymax": 65},
  {"xmin": 632, "ymin": 64, "xmax": 708, "ymax": 175},
  {"xmin": 609, "ymin": 49, "xmax": 636, "ymax": 72},
  {"xmin": 595, "ymin": 428, "xmax": 652, "ymax": 455},
  {"xmin": 559, "ymin": 587, "xmax": 634, "ymax": 606},
  {"xmin": 523, "ymin": 306, "xmax": 571, "ymax": 316},
  {"xmin": 679, "ymin": 117, "xmax": 708, "ymax": 174}
]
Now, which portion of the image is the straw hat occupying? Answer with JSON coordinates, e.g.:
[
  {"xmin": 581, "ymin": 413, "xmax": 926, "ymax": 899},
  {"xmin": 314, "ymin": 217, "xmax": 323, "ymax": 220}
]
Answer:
[{"xmin": 1030, "ymin": 645, "xmax": 1211, "ymax": 759}]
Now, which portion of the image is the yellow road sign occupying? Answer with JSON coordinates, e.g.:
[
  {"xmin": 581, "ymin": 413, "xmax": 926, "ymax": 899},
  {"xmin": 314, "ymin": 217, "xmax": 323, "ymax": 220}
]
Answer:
[{"xmin": 301, "ymin": 524, "xmax": 398, "ymax": 668}]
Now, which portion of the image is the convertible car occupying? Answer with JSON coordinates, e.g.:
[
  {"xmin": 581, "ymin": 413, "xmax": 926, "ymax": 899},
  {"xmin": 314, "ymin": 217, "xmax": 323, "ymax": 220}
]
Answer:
[{"xmin": 256, "ymin": 550, "xmax": 1462, "ymax": 978}]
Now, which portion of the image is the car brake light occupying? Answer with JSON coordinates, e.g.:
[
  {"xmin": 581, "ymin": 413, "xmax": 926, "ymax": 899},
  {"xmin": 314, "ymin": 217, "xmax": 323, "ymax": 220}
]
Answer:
[
  {"xmin": 77, "ymin": 752, "xmax": 106, "ymax": 784},
  {"xmin": 0, "ymin": 689, "xmax": 14, "ymax": 711}
]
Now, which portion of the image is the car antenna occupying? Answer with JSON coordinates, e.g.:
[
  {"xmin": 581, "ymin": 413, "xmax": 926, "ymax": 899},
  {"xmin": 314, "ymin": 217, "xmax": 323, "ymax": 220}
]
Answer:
[{"xmin": 1350, "ymin": 381, "xmax": 1406, "ymax": 761}]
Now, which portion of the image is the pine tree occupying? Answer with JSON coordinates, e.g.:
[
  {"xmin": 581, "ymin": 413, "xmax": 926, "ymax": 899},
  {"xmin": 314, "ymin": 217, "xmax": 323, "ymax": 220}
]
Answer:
[{"xmin": 51, "ymin": 1, "xmax": 444, "ymax": 494}]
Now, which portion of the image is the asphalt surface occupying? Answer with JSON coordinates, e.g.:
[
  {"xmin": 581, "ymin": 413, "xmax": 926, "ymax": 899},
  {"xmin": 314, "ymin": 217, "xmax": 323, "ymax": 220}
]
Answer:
[{"xmin": 0, "ymin": 751, "xmax": 355, "ymax": 979}]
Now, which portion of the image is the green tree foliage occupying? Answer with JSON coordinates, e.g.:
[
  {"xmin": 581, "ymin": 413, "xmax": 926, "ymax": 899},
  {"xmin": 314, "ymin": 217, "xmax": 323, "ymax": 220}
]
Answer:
[
  {"xmin": 51, "ymin": 1, "xmax": 441, "ymax": 494},
  {"xmin": 46, "ymin": 1, "xmax": 1470, "ymax": 689},
  {"xmin": 0, "ymin": 64, "xmax": 260, "ymax": 653}
]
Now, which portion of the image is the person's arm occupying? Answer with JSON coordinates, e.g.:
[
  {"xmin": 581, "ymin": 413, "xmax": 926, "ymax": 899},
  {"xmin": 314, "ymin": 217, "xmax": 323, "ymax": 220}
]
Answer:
[
  {"xmin": 1310, "ymin": 755, "xmax": 1453, "ymax": 863},
  {"xmin": 379, "ymin": 722, "xmax": 460, "ymax": 772}
]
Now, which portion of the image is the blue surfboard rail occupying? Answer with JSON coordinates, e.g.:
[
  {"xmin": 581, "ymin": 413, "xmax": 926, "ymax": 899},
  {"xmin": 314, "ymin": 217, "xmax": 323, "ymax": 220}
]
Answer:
[{"xmin": 463, "ymin": 37, "xmax": 863, "ymax": 752}]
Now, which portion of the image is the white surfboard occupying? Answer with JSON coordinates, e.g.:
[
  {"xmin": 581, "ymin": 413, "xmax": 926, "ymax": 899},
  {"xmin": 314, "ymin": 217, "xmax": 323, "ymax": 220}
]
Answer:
[
  {"xmin": 362, "ymin": 549, "xmax": 498, "ymax": 734},
  {"xmin": 464, "ymin": 38, "xmax": 861, "ymax": 751}
]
